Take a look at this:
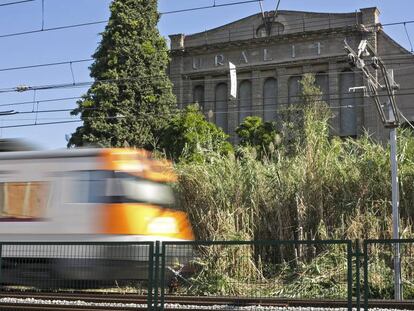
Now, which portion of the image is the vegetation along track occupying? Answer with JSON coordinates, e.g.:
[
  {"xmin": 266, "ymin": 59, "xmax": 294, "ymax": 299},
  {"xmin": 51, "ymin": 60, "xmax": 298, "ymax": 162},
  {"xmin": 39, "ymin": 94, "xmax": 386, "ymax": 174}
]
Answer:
[{"xmin": 1, "ymin": 292, "xmax": 414, "ymax": 310}]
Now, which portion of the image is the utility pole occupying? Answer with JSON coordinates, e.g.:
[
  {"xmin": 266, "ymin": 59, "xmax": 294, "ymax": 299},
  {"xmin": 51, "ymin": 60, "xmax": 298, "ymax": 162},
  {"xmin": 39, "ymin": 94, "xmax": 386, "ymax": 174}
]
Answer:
[
  {"xmin": 388, "ymin": 69, "xmax": 402, "ymax": 300},
  {"xmin": 344, "ymin": 39, "xmax": 402, "ymax": 300}
]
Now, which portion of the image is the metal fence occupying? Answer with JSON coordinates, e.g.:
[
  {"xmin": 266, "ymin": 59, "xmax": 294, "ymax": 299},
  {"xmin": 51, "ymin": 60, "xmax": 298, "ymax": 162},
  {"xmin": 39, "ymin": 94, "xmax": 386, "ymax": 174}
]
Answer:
[
  {"xmin": 0, "ymin": 241, "xmax": 154, "ymax": 309},
  {"xmin": 0, "ymin": 239, "xmax": 413, "ymax": 310},
  {"xmin": 160, "ymin": 240, "xmax": 353, "ymax": 311},
  {"xmin": 363, "ymin": 239, "xmax": 414, "ymax": 310}
]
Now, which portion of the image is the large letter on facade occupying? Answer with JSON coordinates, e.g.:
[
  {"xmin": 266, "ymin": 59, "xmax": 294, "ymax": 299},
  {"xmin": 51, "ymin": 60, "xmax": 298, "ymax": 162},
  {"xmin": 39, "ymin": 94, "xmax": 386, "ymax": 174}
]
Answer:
[
  {"xmin": 240, "ymin": 51, "xmax": 248, "ymax": 64},
  {"xmin": 215, "ymin": 54, "xmax": 225, "ymax": 66},
  {"xmin": 263, "ymin": 48, "xmax": 273, "ymax": 61},
  {"xmin": 192, "ymin": 57, "xmax": 202, "ymax": 70}
]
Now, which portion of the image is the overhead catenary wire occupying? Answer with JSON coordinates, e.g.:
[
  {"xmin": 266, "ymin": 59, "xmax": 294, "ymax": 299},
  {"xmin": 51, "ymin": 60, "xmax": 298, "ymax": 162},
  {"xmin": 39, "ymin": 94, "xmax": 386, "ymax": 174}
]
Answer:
[
  {"xmin": 0, "ymin": 0, "xmax": 34, "ymax": 7},
  {"xmin": 0, "ymin": 58, "xmax": 93, "ymax": 72},
  {"xmin": 0, "ymin": 50, "xmax": 412, "ymax": 76},
  {"xmin": 4, "ymin": 60, "xmax": 414, "ymax": 95},
  {"xmin": 3, "ymin": 95, "xmax": 414, "ymax": 130},
  {"xmin": 403, "ymin": 22, "xmax": 413, "ymax": 53},
  {"xmin": 7, "ymin": 88, "xmax": 414, "ymax": 120},
  {"xmin": 0, "ymin": 0, "xmax": 268, "ymax": 40},
  {"xmin": 0, "ymin": 0, "xmax": 412, "ymax": 42},
  {"xmin": 2, "ymin": 3, "xmax": 414, "ymax": 131},
  {"xmin": 160, "ymin": 0, "xmax": 262, "ymax": 15},
  {"xmin": 0, "ymin": 20, "xmax": 108, "ymax": 39}
]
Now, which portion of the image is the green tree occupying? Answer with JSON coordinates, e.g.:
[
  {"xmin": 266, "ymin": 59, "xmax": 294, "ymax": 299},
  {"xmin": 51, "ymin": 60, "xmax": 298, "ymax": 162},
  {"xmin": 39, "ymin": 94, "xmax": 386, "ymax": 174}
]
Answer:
[
  {"xmin": 159, "ymin": 104, "xmax": 233, "ymax": 162},
  {"xmin": 236, "ymin": 116, "xmax": 280, "ymax": 157},
  {"xmin": 68, "ymin": 0, "xmax": 176, "ymax": 148}
]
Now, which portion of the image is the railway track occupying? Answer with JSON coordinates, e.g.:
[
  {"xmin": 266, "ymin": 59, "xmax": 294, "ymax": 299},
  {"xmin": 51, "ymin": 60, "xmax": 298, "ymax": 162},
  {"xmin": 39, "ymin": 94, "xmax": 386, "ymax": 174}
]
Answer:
[{"xmin": 0, "ymin": 291, "xmax": 413, "ymax": 310}]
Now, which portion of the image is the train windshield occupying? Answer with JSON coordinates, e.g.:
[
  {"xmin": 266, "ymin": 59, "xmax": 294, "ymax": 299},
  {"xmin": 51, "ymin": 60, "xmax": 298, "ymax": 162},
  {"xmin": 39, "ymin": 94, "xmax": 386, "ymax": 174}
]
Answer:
[
  {"xmin": 106, "ymin": 172, "xmax": 176, "ymax": 207},
  {"xmin": 71, "ymin": 171, "xmax": 177, "ymax": 208}
]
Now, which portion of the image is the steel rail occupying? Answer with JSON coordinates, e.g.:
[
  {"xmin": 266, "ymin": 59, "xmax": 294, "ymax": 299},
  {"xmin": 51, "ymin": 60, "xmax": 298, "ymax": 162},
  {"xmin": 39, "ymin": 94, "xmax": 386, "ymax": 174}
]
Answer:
[{"xmin": 1, "ymin": 292, "xmax": 414, "ymax": 310}]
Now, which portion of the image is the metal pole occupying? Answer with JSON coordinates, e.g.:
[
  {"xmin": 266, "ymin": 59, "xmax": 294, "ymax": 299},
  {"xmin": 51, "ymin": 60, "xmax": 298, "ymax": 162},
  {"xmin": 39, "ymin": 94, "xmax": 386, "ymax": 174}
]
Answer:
[
  {"xmin": 389, "ymin": 69, "xmax": 402, "ymax": 300},
  {"xmin": 391, "ymin": 123, "xmax": 402, "ymax": 300}
]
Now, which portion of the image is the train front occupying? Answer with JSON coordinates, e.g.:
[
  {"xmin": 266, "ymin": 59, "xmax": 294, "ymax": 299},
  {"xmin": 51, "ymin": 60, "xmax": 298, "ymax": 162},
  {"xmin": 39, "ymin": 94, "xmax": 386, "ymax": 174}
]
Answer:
[{"xmin": 94, "ymin": 149, "xmax": 195, "ymax": 282}]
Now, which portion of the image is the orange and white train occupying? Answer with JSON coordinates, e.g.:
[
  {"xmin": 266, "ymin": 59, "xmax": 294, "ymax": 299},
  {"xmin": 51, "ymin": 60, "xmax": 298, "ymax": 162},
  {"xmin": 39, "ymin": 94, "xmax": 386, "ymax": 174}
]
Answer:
[{"xmin": 0, "ymin": 148, "xmax": 194, "ymax": 282}]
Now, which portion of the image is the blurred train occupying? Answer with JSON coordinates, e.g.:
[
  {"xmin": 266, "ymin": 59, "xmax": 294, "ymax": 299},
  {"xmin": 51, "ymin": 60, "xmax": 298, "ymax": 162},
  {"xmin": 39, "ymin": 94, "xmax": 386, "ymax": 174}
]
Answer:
[{"xmin": 0, "ymin": 147, "xmax": 194, "ymax": 284}]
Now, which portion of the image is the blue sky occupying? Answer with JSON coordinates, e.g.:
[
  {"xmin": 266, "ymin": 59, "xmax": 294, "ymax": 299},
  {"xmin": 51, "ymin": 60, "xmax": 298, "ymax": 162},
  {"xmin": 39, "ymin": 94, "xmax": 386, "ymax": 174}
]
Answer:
[{"xmin": 0, "ymin": 0, "xmax": 412, "ymax": 149}]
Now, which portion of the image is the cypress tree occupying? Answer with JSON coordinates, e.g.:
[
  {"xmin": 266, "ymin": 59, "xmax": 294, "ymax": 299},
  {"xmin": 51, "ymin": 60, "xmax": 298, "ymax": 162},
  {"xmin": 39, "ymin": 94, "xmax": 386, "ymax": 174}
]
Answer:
[{"xmin": 68, "ymin": 0, "xmax": 176, "ymax": 148}]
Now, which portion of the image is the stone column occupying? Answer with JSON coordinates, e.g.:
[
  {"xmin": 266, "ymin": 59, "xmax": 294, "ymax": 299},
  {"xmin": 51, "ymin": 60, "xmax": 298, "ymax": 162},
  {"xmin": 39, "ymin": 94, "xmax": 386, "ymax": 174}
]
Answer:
[
  {"xmin": 168, "ymin": 34, "xmax": 185, "ymax": 109},
  {"xmin": 328, "ymin": 61, "xmax": 340, "ymax": 135},
  {"xmin": 277, "ymin": 67, "xmax": 288, "ymax": 107},
  {"xmin": 204, "ymin": 75, "xmax": 214, "ymax": 123},
  {"xmin": 228, "ymin": 82, "xmax": 238, "ymax": 143},
  {"xmin": 251, "ymin": 71, "xmax": 262, "ymax": 118}
]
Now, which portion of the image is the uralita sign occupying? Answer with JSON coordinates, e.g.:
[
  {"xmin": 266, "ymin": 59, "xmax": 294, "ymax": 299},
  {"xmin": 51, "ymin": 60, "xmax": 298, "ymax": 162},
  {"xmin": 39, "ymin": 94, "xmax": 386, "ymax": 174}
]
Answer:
[{"xmin": 192, "ymin": 42, "xmax": 323, "ymax": 70}]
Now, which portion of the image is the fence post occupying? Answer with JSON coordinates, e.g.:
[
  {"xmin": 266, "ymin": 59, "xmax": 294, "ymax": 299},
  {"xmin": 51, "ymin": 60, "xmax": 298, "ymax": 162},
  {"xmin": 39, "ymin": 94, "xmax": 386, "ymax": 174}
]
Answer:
[
  {"xmin": 0, "ymin": 244, "xmax": 2, "ymax": 286},
  {"xmin": 347, "ymin": 241, "xmax": 353, "ymax": 311},
  {"xmin": 147, "ymin": 242, "xmax": 155, "ymax": 311},
  {"xmin": 355, "ymin": 239, "xmax": 361, "ymax": 311},
  {"xmin": 363, "ymin": 241, "xmax": 369, "ymax": 311},
  {"xmin": 160, "ymin": 243, "xmax": 166, "ymax": 311},
  {"xmin": 153, "ymin": 241, "xmax": 161, "ymax": 311}
]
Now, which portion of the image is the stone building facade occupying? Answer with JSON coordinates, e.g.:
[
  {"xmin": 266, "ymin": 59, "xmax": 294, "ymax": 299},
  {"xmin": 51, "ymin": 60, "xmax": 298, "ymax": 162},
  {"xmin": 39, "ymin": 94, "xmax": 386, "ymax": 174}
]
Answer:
[{"xmin": 168, "ymin": 7, "xmax": 414, "ymax": 142}]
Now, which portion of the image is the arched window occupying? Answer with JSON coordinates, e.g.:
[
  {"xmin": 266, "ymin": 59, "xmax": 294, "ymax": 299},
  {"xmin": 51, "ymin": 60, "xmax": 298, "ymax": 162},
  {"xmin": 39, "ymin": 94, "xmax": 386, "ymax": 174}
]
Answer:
[
  {"xmin": 193, "ymin": 85, "xmax": 205, "ymax": 111},
  {"xmin": 339, "ymin": 70, "xmax": 357, "ymax": 137},
  {"xmin": 215, "ymin": 83, "xmax": 228, "ymax": 133},
  {"xmin": 238, "ymin": 80, "xmax": 252, "ymax": 124},
  {"xmin": 263, "ymin": 78, "xmax": 278, "ymax": 122},
  {"xmin": 315, "ymin": 72, "xmax": 329, "ymax": 102},
  {"xmin": 288, "ymin": 76, "xmax": 302, "ymax": 104}
]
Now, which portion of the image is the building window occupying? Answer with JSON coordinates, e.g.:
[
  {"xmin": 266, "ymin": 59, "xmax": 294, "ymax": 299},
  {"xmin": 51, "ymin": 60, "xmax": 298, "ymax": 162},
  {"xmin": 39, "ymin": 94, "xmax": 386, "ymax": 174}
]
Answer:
[
  {"xmin": 339, "ymin": 70, "xmax": 357, "ymax": 137},
  {"xmin": 193, "ymin": 85, "xmax": 205, "ymax": 111},
  {"xmin": 238, "ymin": 80, "xmax": 252, "ymax": 124},
  {"xmin": 288, "ymin": 76, "xmax": 302, "ymax": 104},
  {"xmin": 263, "ymin": 78, "xmax": 278, "ymax": 122},
  {"xmin": 315, "ymin": 72, "xmax": 329, "ymax": 102},
  {"xmin": 215, "ymin": 83, "xmax": 228, "ymax": 133}
]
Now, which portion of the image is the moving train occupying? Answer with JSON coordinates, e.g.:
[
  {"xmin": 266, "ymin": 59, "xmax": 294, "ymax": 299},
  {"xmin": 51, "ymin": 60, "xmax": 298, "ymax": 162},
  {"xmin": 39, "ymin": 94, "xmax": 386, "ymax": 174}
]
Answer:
[{"xmin": 0, "ymin": 147, "xmax": 194, "ymax": 284}]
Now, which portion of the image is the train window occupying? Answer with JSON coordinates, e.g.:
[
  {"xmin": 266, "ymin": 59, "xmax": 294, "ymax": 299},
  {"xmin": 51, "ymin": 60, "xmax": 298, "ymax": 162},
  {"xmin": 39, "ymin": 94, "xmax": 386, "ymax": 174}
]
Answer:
[
  {"xmin": 68, "ymin": 170, "xmax": 177, "ymax": 207},
  {"xmin": 68, "ymin": 170, "xmax": 108, "ymax": 203},
  {"xmin": 0, "ymin": 181, "xmax": 49, "ymax": 220},
  {"xmin": 108, "ymin": 172, "xmax": 176, "ymax": 207}
]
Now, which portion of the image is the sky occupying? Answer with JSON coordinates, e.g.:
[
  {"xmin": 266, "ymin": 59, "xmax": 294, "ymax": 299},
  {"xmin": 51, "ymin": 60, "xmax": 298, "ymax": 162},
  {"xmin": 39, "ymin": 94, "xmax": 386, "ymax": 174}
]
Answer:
[{"xmin": 0, "ymin": 0, "xmax": 413, "ymax": 150}]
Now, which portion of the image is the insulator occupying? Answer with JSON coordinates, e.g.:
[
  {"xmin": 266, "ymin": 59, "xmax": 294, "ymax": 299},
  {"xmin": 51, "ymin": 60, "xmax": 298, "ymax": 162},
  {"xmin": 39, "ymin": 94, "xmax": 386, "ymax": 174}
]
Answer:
[
  {"xmin": 347, "ymin": 53, "xmax": 356, "ymax": 67},
  {"xmin": 371, "ymin": 57, "xmax": 380, "ymax": 69}
]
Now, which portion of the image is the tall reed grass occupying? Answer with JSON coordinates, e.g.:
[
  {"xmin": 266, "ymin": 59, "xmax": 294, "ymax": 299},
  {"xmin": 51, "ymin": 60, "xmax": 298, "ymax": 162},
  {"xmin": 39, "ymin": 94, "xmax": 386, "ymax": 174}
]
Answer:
[{"xmin": 174, "ymin": 74, "xmax": 414, "ymax": 297}]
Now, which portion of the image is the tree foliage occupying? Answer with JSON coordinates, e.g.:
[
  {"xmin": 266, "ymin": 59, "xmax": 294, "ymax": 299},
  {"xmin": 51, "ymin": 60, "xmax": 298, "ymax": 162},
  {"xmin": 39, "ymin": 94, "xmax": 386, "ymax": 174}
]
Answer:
[
  {"xmin": 159, "ymin": 104, "xmax": 233, "ymax": 162},
  {"xmin": 236, "ymin": 116, "xmax": 280, "ymax": 157},
  {"xmin": 68, "ymin": 0, "xmax": 176, "ymax": 148}
]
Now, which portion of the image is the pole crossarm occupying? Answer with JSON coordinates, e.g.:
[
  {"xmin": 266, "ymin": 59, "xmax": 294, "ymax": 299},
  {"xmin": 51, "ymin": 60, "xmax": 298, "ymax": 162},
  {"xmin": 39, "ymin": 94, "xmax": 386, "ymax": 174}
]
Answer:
[{"xmin": 344, "ymin": 39, "xmax": 400, "ymax": 128}]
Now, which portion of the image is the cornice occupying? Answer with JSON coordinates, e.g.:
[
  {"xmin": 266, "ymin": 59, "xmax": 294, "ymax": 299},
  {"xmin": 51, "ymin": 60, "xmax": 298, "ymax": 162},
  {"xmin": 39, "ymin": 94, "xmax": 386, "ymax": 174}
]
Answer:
[{"xmin": 170, "ymin": 25, "xmax": 372, "ymax": 56}]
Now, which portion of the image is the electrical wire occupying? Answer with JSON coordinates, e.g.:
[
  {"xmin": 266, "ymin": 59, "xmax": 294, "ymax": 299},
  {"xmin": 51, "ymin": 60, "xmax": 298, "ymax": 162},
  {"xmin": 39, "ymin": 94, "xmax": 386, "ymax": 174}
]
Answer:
[
  {"xmin": 6, "ymin": 88, "xmax": 414, "ymax": 119},
  {"xmin": 0, "ymin": 51, "xmax": 412, "ymax": 79},
  {"xmin": 5, "ymin": 61, "xmax": 414, "ymax": 95},
  {"xmin": 160, "ymin": 0, "xmax": 262, "ymax": 15},
  {"xmin": 0, "ymin": 20, "xmax": 108, "ymax": 39},
  {"xmin": 0, "ymin": 59, "xmax": 93, "ymax": 72},
  {"xmin": 0, "ymin": 2, "xmax": 410, "ymax": 42},
  {"xmin": 0, "ymin": 0, "xmax": 34, "ymax": 7}
]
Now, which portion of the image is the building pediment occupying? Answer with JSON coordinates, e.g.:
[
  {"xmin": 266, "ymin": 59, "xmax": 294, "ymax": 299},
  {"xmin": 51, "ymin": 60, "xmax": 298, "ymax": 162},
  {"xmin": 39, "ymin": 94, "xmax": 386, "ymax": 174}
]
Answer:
[{"xmin": 169, "ymin": 8, "xmax": 379, "ymax": 51}]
